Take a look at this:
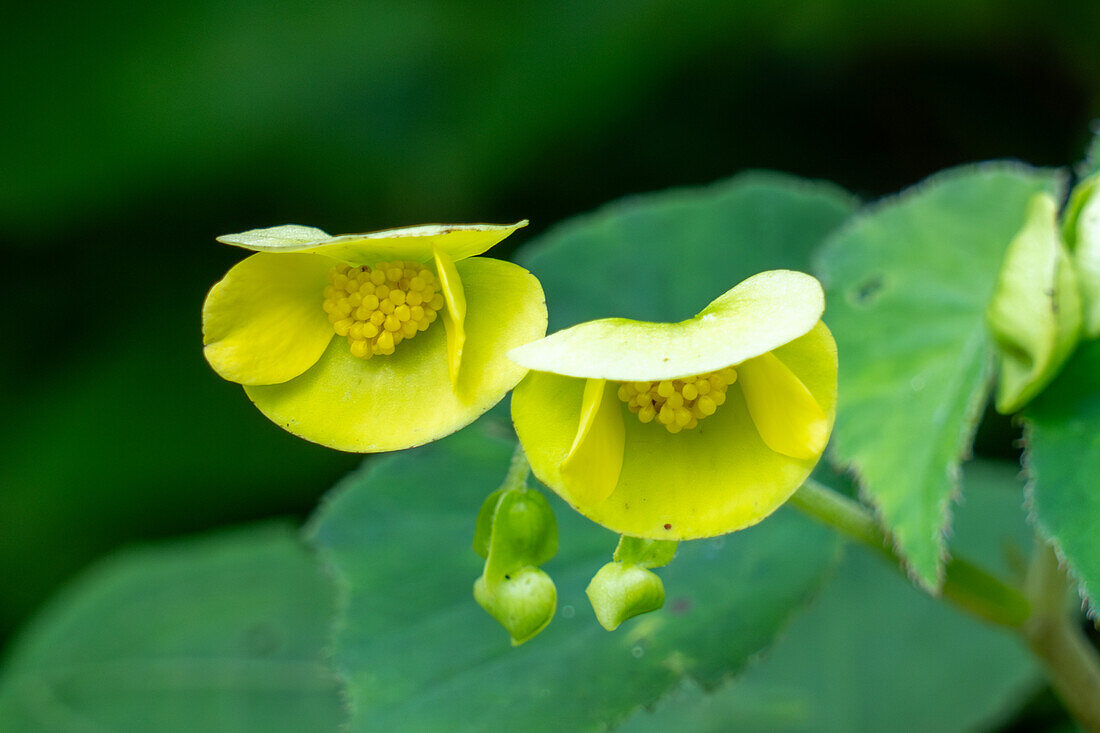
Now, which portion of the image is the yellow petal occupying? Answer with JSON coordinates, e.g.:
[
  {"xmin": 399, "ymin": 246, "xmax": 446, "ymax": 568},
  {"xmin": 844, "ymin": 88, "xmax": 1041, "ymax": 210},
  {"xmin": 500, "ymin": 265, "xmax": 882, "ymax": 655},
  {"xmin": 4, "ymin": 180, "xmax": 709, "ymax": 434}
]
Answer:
[
  {"xmin": 560, "ymin": 379, "xmax": 626, "ymax": 506},
  {"xmin": 513, "ymin": 322, "xmax": 837, "ymax": 538},
  {"xmin": 245, "ymin": 258, "xmax": 547, "ymax": 452},
  {"xmin": 202, "ymin": 252, "xmax": 334, "ymax": 386},
  {"xmin": 433, "ymin": 246, "xmax": 467, "ymax": 387},
  {"xmin": 738, "ymin": 351, "xmax": 829, "ymax": 459},
  {"xmin": 508, "ymin": 270, "xmax": 823, "ymax": 381},
  {"xmin": 218, "ymin": 221, "xmax": 528, "ymax": 266}
]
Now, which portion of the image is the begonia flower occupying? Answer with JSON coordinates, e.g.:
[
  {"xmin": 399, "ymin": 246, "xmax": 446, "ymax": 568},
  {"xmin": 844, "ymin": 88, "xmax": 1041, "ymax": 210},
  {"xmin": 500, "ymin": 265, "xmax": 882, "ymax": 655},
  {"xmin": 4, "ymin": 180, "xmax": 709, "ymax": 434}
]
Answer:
[
  {"xmin": 509, "ymin": 270, "xmax": 836, "ymax": 538},
  {"xmin": 203, "ymin": 222, "xmax": 547, "ymax": 451}
]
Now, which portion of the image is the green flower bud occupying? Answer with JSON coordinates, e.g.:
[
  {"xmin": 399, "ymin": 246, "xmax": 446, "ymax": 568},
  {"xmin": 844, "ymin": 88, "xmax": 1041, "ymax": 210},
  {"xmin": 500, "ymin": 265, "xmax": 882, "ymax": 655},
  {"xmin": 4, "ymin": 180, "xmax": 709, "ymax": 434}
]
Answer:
[
  {"xmin": 471, "ymin": 453, "xmax": 560, "ymax": 645},
  {"xmin": 474, "ymin": 566, "xmax": 557, "ymax": 646},
  {"xmin": 987, "ymin": 193, "xmax": 1082, "ymax": 413},
  {"xmin": 585, "ymin": 562, "xmax": 666, "ymax": 632},
  {"xmin": 1063, "ymin": 174, "xmax": 1100, "ymax": 338},
  {"xmin": 472, "ymin": 488, "xmax": 505, "ymax": 559},
  {"xmin": 492, "ymin": 489, "xmax": 558, "ymax": 569}
]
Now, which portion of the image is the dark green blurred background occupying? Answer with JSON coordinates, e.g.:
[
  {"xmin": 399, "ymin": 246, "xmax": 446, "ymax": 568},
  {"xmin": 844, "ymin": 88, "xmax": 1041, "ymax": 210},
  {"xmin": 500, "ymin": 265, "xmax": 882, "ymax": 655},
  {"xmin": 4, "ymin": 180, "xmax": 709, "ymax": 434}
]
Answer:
[{"xmin": 3, "ymin": 0, "xmax": 1099, "ymax": 652}]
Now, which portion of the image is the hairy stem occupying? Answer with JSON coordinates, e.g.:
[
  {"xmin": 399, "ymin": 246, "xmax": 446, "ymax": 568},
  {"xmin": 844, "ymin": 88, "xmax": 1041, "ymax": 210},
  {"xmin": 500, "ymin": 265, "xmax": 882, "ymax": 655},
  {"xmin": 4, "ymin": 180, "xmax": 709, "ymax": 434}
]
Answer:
[
  {"xmin": 789, "ymin": 479, "xmax": 1029, "ymax": 628},
  {"xmin": 501, "ymin": 443, "xmax": 532, "ymax": 493},
  {"xmin": 791, "ymin": 479, "xmax": 1100, "ymax": 729},
  {"xmin": 1022, "ymin": 541, "xmax": 1100, "ymax": 731}
]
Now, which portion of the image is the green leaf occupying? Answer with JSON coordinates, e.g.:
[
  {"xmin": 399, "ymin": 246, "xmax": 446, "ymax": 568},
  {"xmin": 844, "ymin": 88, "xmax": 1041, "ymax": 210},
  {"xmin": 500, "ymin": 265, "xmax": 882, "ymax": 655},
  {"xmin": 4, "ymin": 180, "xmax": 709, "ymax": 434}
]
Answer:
[
  {"xmin": 816, "ymin": 163, "xmax": 1061, "ymax": 590},
  {"xmin": 619, "ymin": 459, "xmax": 1041, "ymax": 732},
  {"xmin": 0, "ymin": 309, "xmax": 357, "ymax": 636},
  {"xmin": 520, "ymin": 170, "xmax": 857, "ymax": 330},
  {"xmin": 1023, "ymin": 337, "xmax": 1100, "ymax": 614},
  {"xmin": 0, "ymin": 524, "xmax": 345, "ymax": 732},
  {"xmin": 614, "ymin": 537, "xmax": 678, "ymax": 569},
  {"xmin": 307, "ymin": 425, "xmax": 841, "ymax": 732}
]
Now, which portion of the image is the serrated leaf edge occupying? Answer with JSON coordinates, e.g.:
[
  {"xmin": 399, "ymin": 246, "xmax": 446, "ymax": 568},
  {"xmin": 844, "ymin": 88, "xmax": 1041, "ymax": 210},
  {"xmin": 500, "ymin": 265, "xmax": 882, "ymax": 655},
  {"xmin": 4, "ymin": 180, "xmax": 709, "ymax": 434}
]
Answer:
[
  {"xmin": 1019, "ymin": 419, "xmax": 1098, "ymax": 623},
  {"xmin": 814, "ymin": 160, "xmax": 1065, "ymax": 593}
]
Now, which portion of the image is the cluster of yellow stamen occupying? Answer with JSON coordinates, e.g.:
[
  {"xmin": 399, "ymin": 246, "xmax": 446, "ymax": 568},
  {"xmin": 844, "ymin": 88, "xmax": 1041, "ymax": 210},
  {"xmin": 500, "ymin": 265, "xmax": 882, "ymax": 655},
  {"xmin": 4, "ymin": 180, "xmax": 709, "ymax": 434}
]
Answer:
[
  {"xmin": 322, "ymin": 261, "xmax": 444, "ymax": 358},
  {"xmin": 617, "ymin": 366, "xmax": 738, "ymax": 433}
]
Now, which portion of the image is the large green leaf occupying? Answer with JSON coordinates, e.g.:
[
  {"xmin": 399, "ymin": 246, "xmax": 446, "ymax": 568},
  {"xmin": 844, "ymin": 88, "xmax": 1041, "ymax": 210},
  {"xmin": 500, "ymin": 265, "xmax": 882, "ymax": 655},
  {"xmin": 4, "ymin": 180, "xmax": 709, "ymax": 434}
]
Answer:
[
  {"xmin": 0, "ymin": 524, "xmax": 344, "ymax": 732},
  {"xmin": 307, "ymin": 425, "xmax": 840, "ymax": 732},
  {"xmin": 1023, "ymin": 338, "xmax": 1100, "ymax": 614},
  {"xmin": 0, "ymin": 307, "xmax": 357, "ymax": 638},
  {"xmin": 520, "ymin": 170, "xmax": 856, "ymax": 329},
  {"xmin": 816, "ymin": 164, "xmax": 1061, "ymax": 589},
  {"xmin": 620, "ymin": 459, "xmax": 1041, "ymax": 732}
]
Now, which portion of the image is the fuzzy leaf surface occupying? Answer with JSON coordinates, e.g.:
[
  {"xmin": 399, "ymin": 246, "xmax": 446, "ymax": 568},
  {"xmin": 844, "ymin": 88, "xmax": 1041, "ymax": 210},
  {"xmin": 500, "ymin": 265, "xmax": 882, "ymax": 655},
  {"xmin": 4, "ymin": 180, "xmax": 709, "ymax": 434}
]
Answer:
[
  {"xmin": 816, "ymin": 164, "xmax": 1060, "ymax": 589},
  {"xmin": 308, "ymin": 427, "xmax": 840, "ymax": 732},
  {"xmin": 1024, "ymin": 338, "xmax": 1100, "ymax": 614},
  {"xmin": 620, "ymin": 460, "xmax": 1040, "ymax": 732},
  {"xmin": 0, "ymin": 525, "xmax": 344, "ymax": 732}
]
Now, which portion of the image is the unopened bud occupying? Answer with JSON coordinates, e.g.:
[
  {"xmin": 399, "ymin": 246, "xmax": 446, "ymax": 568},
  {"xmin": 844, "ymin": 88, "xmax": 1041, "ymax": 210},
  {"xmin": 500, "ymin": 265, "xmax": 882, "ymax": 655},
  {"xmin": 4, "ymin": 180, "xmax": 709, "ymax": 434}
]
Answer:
[
  {"xmin": 1064, "ymin": 174, "xmax": 1100, "ymax": 337},
  {"xmin": 492, "ymin": 489, "xmax": 558, "ymax": 568},
  {"xmin": 987, "ymin": 193, "xmax": 1082, "ymax": 413},
  {"xmin": 585, "ymin": 562, "xmax": 665, "ymax": 631},
  {"xmin": 474, "ymin": 566, "xmax": 557, "ymax": 646}
]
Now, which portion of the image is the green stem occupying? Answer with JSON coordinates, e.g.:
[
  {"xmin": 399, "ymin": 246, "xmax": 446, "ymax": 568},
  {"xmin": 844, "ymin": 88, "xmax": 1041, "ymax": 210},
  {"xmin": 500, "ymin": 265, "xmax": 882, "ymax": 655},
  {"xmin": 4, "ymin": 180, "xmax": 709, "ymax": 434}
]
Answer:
[
  {"xmin": 791, "ymin": 480, "xmax": 1100, "ymax": 728},
  {"xmin": 501, "ymin": 443, "xmax": 531, "ymax": 493},
  {"xmin": 789, "ymin": 479, "xmax": 1029, "ymax": 628},
  {"xmin": 1022, "ymin": 540, "xmax": 1100, "ymax": 730}
]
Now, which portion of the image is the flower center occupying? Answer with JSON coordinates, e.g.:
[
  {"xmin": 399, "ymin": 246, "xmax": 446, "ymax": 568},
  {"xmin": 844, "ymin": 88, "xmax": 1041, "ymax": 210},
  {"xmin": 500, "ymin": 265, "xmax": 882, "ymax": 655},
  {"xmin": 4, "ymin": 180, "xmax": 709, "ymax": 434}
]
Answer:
[
  {"xmin": 616, "ymin": 366, "xmax": 738, "ymax": 433},
  {"xmin": 322, "ymin": 261, "xmax": 445, "ymax": 358}
]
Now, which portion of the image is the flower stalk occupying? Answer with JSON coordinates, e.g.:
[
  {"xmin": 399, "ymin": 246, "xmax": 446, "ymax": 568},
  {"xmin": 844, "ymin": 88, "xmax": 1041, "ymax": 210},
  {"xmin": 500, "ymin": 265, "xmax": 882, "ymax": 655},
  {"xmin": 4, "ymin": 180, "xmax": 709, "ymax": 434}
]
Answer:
[
  {"xmin": 1022, "ymin": 540, "xmax": 1100, "ymax": 730},
  {"xmin": 791, "ymin": 478, "xmax": 1100, "ymax": 730},
  {"xmin": 789, "ymin": 479, "xmax": 1029, "ymax": 628}
]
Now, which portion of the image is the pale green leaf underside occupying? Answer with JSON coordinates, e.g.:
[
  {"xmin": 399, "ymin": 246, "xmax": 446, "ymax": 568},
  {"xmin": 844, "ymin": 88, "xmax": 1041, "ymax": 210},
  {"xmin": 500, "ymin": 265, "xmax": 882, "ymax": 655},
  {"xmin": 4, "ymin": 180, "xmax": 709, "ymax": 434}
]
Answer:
[
  {"xmin": 0, "ymin": 525, "xmax": 344, "ymax": 732},
  {"xmin": 816, "ymin": 163, "xmax": 1061, "ymax": 589},
  {"xmin": 508, "ymin": 269, "xmax": 823, "ymax": 381},
  {"xmin": 1023, "ymin": 338, "xmax": 1100, "ymax": 615},
  {"xmin": 620, "ymin": 460, "xmax": 1040, "ymax": 732},
  {"xmin": 307, "ymin": 426, "xmax": 840, "ymax": 732}
]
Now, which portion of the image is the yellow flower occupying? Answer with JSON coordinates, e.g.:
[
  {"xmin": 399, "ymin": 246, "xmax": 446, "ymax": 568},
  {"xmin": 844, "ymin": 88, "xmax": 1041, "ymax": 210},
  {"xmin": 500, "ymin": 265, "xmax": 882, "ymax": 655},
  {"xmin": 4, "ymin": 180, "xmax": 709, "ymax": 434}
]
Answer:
[
  {"xmin": 509, "ymin": 270, "xmax": 836, "ymax": 539},
  {"xmin": 202, "ymin": 222, "xmax": 547, "ymax": 452}
]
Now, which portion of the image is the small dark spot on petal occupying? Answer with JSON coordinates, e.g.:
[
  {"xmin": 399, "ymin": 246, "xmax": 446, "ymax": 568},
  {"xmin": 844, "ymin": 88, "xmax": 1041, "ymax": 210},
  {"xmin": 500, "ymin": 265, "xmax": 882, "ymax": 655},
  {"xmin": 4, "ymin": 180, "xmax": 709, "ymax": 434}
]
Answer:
[
  {"xmin": 663, "ymin": 523, "xmax": 672, "ymax": 530},
  {"xmin": 504, "ymin": 574, "xmax": 511, "ymax": 580}
]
